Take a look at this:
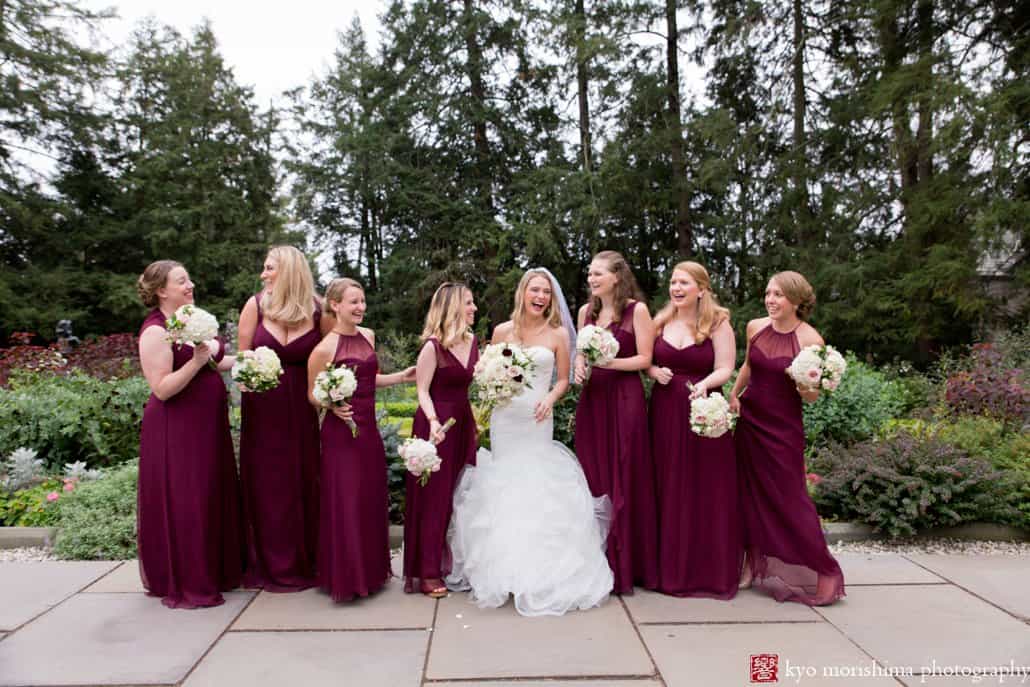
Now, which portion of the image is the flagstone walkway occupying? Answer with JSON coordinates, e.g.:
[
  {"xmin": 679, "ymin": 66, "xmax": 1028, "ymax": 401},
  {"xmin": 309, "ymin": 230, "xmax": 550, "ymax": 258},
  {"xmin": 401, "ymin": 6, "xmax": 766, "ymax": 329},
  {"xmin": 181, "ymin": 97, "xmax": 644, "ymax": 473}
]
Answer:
[{"xmin": 0, "ymin": 553, "xmax": 1027, "ymax": 686}]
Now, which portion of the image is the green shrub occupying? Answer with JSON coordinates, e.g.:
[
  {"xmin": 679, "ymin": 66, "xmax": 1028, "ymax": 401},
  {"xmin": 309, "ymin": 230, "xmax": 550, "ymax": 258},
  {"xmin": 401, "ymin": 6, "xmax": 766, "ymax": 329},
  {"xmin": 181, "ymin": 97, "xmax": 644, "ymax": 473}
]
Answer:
[
  {"xmin": 803, "ymin": 355, "xmax": 906, "ymax": 447},
  {"xmin": 380, "ymin": 401, "xmax": 419, "ymax": 418},
  {"xmin": 54, "ymin": 461, "xmax": 138, "ymax": 560},
  {"xmin": 809, "ymin": 432, "xmax": 1018, "ymax": 538},
  {"xmin": 553, "ymin": 383, "xmax": 582, "ymax": 450},
  {"xmin": 0, "ymin": 371, "xmax": 149, "ymax": 469},
  {"xmin": 0, "ymin": 478, "xmax": 63, "ymax": 526},
  {"xmin": 880, "ymin": 416, "xmax": 1030, "ymax": 529}
]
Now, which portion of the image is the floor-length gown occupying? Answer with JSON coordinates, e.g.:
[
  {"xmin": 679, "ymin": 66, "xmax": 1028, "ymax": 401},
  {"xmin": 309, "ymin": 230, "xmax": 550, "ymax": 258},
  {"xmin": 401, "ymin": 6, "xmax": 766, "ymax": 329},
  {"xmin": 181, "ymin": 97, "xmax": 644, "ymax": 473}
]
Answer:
[
  {"xmin": 447, "ymin": 345, "xmax": 613, "ymax": 616},
  {"xmin": 574, "ymin": 301, "xmax": 659, "ymax": 594},
  {"xmin": 318, "ymin": 332, "xmax": 391, "ymax": 602},
  {"xmin": 650, "ymin": 336, "xmax": 742, "ymax": 598},
  {"xmin": 137, "ymin": 309, "xmax": 245, "ymax": 609},
  {"xmin": 403, "ymin": 337, "xmax": 478, "ymax": 593},
  {"xmin": 736, "ymin": 323, "xmax": 845, "ymax": 605},
  {"xmin": 239, "ymin": 296, "xmax": 321, "ymax": 591}
]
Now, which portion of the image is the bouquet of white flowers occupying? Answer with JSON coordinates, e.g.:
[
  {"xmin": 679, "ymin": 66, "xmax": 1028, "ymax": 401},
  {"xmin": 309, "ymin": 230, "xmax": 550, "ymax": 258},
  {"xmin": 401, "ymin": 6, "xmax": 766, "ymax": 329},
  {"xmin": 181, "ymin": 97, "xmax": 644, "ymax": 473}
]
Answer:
[
  {"xmin": 398, "ymin": 418, "xmax": 455, "ymax": 486},
  {"xmin": 313, "ymin": 363, "xmax": 359, "ymax": 436},
  {"xmin": 689, "ymin": 392, "xmax": 737, "ymax": 438},
  {"xmin": 787, "ymin": 344, "xmax": 847, "ymax": 393},
  {"xmin": 165, "ymin": 305, "xmax": 219, "ymax": 347},
  {"xmin": 472, "ymin": 342, "xmax": 535, "ymax": 412},
  {"xmin": 231, "ymin": 346, "xmax": 284, "ymax": 392},
  {"xmin": 576, "ymin": 324, "xmax": 620, "ymax": 383}
]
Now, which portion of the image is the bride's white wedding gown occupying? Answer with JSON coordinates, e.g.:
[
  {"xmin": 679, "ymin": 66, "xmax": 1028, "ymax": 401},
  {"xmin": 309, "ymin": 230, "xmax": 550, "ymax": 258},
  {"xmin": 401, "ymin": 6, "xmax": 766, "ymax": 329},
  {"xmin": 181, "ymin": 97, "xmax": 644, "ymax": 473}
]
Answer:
[{"xmin": 446, "ymin": 345, "xmax": 614, "ymax": 616}]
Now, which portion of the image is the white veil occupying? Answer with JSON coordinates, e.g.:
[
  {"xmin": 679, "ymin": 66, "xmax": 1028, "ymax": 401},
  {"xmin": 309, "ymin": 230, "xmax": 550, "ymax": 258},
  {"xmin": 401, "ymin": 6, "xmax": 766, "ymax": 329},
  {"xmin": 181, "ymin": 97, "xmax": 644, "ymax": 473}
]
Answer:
[{"xmin": 529, "ymin": 267, "xmax": 577, "ymax": 381}]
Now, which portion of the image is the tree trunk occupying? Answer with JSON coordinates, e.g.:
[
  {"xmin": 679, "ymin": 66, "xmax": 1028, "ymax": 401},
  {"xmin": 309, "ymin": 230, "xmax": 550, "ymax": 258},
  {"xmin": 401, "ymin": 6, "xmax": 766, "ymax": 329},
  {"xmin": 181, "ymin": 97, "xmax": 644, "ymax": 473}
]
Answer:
[
  {"xmin": 573, "ymin": 0, "xmax": 592, "ymax": 173},
  {"xmin": 464, "ymin": 0, "xmax": 493, "ymax": 213},
  {"xmin": 666, "ymin": 0, "xmax": 692, "ymax": 258},
  {"xmin": 792, "ymin": 0, "xmax": 813, "ymax": 243}
]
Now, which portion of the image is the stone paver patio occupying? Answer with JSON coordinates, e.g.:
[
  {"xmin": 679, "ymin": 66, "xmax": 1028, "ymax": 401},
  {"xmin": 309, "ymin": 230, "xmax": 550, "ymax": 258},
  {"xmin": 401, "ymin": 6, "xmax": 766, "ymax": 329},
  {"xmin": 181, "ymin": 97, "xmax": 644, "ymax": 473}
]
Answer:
[{"xmin": 0, "ymin": 554, "xmax": 1027, "ymax": 686}]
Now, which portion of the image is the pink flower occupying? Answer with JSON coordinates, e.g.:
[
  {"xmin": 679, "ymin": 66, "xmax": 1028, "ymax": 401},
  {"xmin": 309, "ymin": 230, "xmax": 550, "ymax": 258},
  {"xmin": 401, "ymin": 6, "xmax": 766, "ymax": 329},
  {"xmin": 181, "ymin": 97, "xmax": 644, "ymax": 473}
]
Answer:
[
  {"xmin": 63, "ymin": 482, "xmax": 75, "ymax": 492},
  {"xmin": 46, "ymin": 492, "xmax": 60, "ymax": 502},
  {"xmin": 806, "ymin": 473, "xmax": 822, "ymax": 485}
]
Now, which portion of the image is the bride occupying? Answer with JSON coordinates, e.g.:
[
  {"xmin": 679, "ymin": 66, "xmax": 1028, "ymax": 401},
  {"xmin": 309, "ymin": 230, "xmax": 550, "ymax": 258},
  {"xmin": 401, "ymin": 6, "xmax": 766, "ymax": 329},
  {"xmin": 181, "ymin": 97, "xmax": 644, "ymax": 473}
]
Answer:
[{"xmin": 446, "ymin": 268, "xmax": 614, "ymax": 616}]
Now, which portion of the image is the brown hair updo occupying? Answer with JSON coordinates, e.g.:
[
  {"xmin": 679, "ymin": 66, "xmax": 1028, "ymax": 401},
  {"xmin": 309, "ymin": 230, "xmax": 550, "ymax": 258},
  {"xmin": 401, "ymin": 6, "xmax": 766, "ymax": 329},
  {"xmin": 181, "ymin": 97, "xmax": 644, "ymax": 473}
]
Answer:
[
  {"xmin": 771, "ymin": 270, "xmax": 816, "ymax": 320},
  {"xmin": 137, "ymin": 260, "xmax": 183, "ymax": 308}
]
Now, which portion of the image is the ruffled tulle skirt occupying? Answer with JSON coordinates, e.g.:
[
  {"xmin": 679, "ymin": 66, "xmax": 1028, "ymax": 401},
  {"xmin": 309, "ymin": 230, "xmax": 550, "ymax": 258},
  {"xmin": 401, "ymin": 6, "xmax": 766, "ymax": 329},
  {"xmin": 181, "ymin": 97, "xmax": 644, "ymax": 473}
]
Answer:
[{"xmin": 446, "ymin": 443, "xmax": 614, "ymax": 616}]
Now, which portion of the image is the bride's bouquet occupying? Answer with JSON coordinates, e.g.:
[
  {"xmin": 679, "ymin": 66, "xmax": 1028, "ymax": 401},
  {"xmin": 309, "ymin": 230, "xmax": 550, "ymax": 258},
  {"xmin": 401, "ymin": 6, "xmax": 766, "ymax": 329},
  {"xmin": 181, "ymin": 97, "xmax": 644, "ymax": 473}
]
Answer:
[
  {"xmin": 398, "ymin": 418, "xmax": 455, "ymax": 486},
  {"xmin": 471, "ymin": 343, "xmax": 535, "ymax": 426},
  {"xmin": 787, "ymin": 344, "xmax": 847, "ymax": 393},
  {"xmin": 313, "ymin": 363, "xmax": 359, "ymax": 436},
  {"xmin": 576, "ymin": 325, "xmax": 619, "ymax": 383},
  {"xmin": 165, "ymin": 305, "xmax": 219, "ymax": 347},
  {"xmin": 231, "ymin": 346, "xmax": 283, "ymax": 392},
  {"xmin": 689, "ymin": 392, "xmax": 737, "ymax": 438}
]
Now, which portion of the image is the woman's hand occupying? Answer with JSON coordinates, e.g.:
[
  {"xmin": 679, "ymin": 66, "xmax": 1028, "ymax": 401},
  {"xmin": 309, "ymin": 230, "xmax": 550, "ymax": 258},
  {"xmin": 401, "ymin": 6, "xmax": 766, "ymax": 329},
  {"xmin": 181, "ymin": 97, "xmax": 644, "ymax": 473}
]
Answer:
[
  {"xmin": 191, "ymin": 341, "xmax": 213, "ymax": 367},
  {"xmin": 400, "ymin": 366, "xmax": 417, "ymax": 383},
  {"xmin": 649, "ymin": 366, "xmax": 673, "ymax": 385},
  {"xmin": 797, "ymin": 385, "xmax": 820, "ymax": 404},
  {"xmin": 729, "ymin": 392, "xmax": 741, "ymax": 414},
  {"xmin": 573, "ymin": 358, "xmax": 587, "ymax": 385},
  {"xmin": 331, "ymin": 402, "xmax": 354, "ymax": 422},
  {"xmin": 533, "ymin": 397, "xmax": 554, "ymax": 423},
  {"xmin": 429, "ymin": 419, "xmax": 446, "ymax": 445},
  {"xmin": 688, "ymin": 382, "xmax": 708, "ymax": 400}
]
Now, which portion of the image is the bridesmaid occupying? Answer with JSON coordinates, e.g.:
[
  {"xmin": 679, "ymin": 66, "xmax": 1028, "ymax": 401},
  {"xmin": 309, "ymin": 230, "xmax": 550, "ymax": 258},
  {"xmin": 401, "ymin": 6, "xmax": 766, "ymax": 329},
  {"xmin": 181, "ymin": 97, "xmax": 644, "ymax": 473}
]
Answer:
[
  {"xmin": 574, "ymin": 250, "xmax": 658, "ymax": 594},
  {"xmin": 403, "ymin": 282, "xmax": 479, "ymax": 597},
  {"xmin": 308, "ymin": 278, "xmax": 414, "ymax": 602},
  {"xmin": 237, "ymin": 245, "xmax": 332, "ymax": 591},
  {"xmin": 730, "ymin": 270, "xmax": 845, "ymax": 606},
  {"xmin": 647, "ymin": 261, "xmax": 741, "ymax": 599},
  {"xmin": 136, "ymin": 260, "xmax": 245, "ymax": 608}
]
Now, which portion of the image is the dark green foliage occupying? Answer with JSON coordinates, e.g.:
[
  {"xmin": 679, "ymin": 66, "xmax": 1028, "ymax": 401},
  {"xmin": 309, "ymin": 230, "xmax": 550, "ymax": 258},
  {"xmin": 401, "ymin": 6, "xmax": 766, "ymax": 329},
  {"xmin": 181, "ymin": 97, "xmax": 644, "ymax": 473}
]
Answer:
[
  {"xmin": 53, "ymin": 461, "xmax": 139, "ymax": 560},
  {"xmin": 0, "ymin": 371, "xmax": 150, "ymax": 469},
  {"xmin": 809, "ymin": 432, "xmax": 1019, "ymax": 538},
  {"xmin": 553, "ymin": 383, "xmax": 581, "ymax": 450},
  {"xmin": 802, "ymin": 355, "xmax": 906, "ymax": 447},
  {"xmin": 378, "ymin": 410, "xmax": 407, "ymax": 524}
]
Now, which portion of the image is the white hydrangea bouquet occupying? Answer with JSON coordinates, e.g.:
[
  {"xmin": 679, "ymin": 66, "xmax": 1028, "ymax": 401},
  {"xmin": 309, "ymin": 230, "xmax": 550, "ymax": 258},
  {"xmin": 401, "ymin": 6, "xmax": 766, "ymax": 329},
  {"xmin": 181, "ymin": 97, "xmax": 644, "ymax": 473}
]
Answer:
[
  {"xmin": 313, "ymin": 363, "xmax": 359, "ymax": 436},
  {"xmin": 689, "ymin": 392, "xmax": 737, "ymax": 438},
  {"xmin": 398, "ymin": 418, "xmax": 455, "ymax": 486},
  {"xmin": 787, "ymin": 344, "xmax": 847, "ymax": 393},
  {"xmin": 576, "ymin": 324, "xmax": 620, "ymax": 383},
  {"xmin": 164, "ymin": 304, "xmax": 219, "ymax": 347},
  {"xmin": 231, "ymin": 346, "xmax": 284, "ymax": 392}
]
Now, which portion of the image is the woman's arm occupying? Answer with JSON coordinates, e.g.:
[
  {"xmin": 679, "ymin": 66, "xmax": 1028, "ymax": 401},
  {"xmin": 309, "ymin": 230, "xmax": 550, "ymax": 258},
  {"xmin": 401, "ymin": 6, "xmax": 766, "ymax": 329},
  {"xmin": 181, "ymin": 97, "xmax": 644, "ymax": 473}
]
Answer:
[
  {"xmin": 691, "ymin": 319, "xmax": 736, "ymax": 398},
  {"xmin": 573, "ymin": 304, "xmax": 589, "ymax": 384},
  {"xmin": 139, "ymin": 326, "xmax": 210, "ymax": 401},
  {"xmin": 414, "ymin": 341, "xmax": 445, "ymax": 443},
  {"xmin": 534, "ymin": 331, "xmax": 570, "ymax": 422},
  {"xmin": 602, "ymin": 303, "xmax": 654, "ymax": 372},
  {"xmin": 237, "ymin": 296, "xmax": 258, "ymax": 352},
  {"xmin": 730, "ymin": 318, "xmax": 762, "ymax": 412}
]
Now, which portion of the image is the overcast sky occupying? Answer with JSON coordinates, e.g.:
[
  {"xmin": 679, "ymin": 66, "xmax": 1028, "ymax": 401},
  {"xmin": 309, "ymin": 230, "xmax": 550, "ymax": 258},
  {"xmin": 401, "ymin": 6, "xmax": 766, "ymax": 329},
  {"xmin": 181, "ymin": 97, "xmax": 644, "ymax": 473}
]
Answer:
[{"xmin": 86, "ymin": 0, "xmax": 386, "ymax": 106}]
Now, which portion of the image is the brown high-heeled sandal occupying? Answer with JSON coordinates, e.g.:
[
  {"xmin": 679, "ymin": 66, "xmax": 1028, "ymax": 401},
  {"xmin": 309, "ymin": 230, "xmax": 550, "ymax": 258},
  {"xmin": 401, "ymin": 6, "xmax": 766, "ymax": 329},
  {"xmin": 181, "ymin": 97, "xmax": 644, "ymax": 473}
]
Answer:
[{"xmin": 421, "ymin": 578, "xmax": 447, "ymax": 598}]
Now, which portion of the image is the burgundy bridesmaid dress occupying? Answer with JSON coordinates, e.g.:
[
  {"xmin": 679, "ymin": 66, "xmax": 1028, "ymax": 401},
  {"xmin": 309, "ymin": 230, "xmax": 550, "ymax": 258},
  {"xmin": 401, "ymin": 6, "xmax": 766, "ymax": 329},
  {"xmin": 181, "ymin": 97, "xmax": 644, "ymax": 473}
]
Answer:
[
  {"xmin": 137, "ymin": 309, "xmax": 245, "ymax": 609},
  {"xmin": 736, "ymin": 323, "xmax": 845, "ymax": 605},
  {"xmin": 403, "ymin": 337, "xmax": 478, "ymax": 593},
  {"xmin": 318, "ymin": 332, "xmax": 391, "ymax": 601},
  {"xmin": 650, "ymin": 336, "xmax": 742, "ymax": 599},
  {"xmin": 239, "ymin": 295, "xmax": 321, "ymax": 591},
  {"xmin": 574, "ymin": 301, "xmax": 658, "ymax": 594}
]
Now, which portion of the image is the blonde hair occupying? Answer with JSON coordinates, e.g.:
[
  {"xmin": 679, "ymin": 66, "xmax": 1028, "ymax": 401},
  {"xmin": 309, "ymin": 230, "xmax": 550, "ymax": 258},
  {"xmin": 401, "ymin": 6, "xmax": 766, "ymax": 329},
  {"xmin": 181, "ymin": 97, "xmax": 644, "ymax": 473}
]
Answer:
[
  {"xmin": 771, "ymin": 270, "xmax": 816, "ymax": 320},
  {"xmin": 511, "ymin": 269, "xmax": 561, "ymax": 341},
  {"xmin": 589, "ymin": 250, "xmax": 645, "ymax": 324},
  {"xmin": 653, "ymin": 261, "xmax": 730, "ymax": 344},
  {"xmin": 324, "ymin": 277, "xmax": 364, "ymax": 314},
  {"xmin": 137, "ymin": 260, "xmax": 183, "ymax": 308},
  {"xmin": 421, "ymin": 282, "xmax": 472, "ymax": 349},
  {"xmin": 260, "ymin": 246, "xmax": 315, "ymax": 326}
]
